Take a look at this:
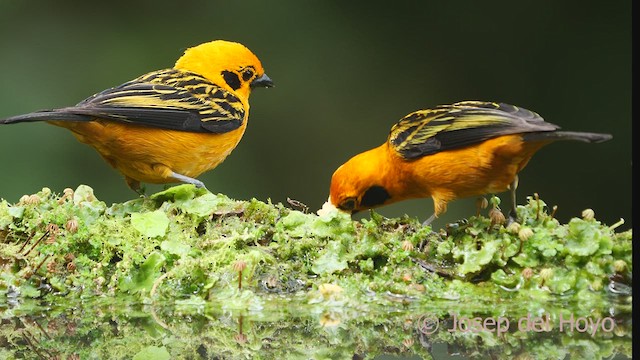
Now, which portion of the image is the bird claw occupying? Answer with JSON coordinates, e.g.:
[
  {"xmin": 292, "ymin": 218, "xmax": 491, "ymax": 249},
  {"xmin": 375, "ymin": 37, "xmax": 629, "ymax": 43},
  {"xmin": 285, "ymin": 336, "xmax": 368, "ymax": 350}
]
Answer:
[
  {"xmin": 506, "ymin": 210, "xmax": 518, "ymax": 226},
  {"xmin": 170, "ymin": 172, "xmax": 208, "ymax": 191},
  {"xmin": 136, "ymin": 187, "xmax": 147, "ymax": 197},
  {"xmin": 193, "ymin": 180, "xmax": 208, "ymax": 191},
  {"xmin": 446, "ymin": 218, "xmax": 469, "ymax": 231}
]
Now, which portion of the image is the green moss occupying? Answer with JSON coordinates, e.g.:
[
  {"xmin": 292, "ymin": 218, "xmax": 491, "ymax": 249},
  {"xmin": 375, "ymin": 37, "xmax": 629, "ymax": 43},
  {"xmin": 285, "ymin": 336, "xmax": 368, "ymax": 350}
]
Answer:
[{"xmin": 0, "ymin": 185, "xmax": 632, "ymax": 359}]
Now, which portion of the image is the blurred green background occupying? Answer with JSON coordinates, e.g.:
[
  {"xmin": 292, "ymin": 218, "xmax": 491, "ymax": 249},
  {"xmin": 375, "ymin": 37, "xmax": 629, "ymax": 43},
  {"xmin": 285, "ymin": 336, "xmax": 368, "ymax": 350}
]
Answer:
[{"xmin": 0, "ymin": 1, "xmax": 631, "ymax": 229}]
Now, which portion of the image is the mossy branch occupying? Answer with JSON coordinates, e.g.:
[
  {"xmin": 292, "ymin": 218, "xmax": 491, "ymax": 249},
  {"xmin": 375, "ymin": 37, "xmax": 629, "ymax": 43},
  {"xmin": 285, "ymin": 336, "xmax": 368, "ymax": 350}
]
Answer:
[{"xmin": 0, "ymin": 185, "xmax": 632, "ymax": 359}]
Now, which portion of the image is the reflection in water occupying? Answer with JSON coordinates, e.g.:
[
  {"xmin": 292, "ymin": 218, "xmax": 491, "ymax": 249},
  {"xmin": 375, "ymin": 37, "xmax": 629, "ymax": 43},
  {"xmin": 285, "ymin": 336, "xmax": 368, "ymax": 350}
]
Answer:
[{"xmin": 0, "ymin": 299, "xmax": 632, "ymax": 359}]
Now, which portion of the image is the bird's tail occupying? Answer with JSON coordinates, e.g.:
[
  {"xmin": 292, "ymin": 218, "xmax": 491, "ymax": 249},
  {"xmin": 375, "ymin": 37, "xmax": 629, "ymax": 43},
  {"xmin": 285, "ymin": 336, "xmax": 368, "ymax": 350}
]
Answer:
[
  {"xmin": 0, "ymin": 110, "xmax": 91, "ymax": 125},
  {"xmin": 523, "ymin": 131, "xmax": 613, "ymax": 144}
]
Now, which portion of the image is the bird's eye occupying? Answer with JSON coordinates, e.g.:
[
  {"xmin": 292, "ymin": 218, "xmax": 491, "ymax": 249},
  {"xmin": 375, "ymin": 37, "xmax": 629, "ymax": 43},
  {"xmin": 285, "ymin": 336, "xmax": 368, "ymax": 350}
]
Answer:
[
  {"xmin": 338, "ymin": 198, "xmax": 357, "ymax": 211},
  {"xmin": 241, "ymin": 68, "xmax": 255, "ymax": 81}
]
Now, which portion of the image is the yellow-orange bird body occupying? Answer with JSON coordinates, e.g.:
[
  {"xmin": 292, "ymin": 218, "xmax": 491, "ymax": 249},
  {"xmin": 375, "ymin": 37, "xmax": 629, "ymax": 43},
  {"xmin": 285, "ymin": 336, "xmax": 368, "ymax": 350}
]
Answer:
[
  {"xmin": 1, "ymin": 40, "xmax": 273, "ymax": 191},
  {"xmin": 329, "ymin": 101, "xmax": 612, "ymax": 224}
]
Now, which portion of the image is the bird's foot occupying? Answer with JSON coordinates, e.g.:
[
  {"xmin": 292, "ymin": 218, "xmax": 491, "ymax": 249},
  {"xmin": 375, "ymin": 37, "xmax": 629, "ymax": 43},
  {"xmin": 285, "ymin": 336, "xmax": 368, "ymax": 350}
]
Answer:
[
  {"xmin": 170, "ymin": 172, "xmax": 209, "ymax": 191},
  {"xmin": 126, "ymin": 177, "xmax": 146, "ymax": 197},
  {"xmin": 445, "ymin": 218, "xmax": 470, "ymax": 234},
  {"xmin": 506, "ymin": 209, "xmax": 518, "ymax": 226}
]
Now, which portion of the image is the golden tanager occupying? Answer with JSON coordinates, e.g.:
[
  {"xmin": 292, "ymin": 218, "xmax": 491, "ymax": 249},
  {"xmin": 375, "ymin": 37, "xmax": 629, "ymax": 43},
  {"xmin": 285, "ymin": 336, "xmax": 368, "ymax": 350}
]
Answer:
[
  {"xmin": 0, "ymin": 40, "xmax": 273, "ymax": 192},
  {"xmin": 327, "ymin": 101, "xmax": 612, "ymax": 225}
]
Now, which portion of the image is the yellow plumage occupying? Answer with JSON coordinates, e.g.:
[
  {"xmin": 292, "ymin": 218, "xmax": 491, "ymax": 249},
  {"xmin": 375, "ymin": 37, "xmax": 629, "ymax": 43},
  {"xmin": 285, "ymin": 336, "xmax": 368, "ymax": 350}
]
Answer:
[
  {"xmin": 0, "ymin": 40, "xmax": 273, "ymax": 192},
  {"xmin": 329, "ymin": 101, "xmax": 612, "ymax": 224}
]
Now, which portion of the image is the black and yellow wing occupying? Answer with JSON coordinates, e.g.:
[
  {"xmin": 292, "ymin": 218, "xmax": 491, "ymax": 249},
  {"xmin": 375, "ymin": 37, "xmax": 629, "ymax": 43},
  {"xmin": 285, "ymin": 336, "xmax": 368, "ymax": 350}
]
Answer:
[
  {"xmin": 0, "ymin": 69, "xmax": 245, "ymax": 133},
  {"xmin": 388, "ymin": 101, "xmax": 559, "ymax": 160}
]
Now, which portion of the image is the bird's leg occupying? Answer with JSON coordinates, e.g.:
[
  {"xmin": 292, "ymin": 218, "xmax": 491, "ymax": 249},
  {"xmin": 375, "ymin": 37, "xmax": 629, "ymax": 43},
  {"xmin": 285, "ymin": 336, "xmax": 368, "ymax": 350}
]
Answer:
[
  {"xmin": 420, "ymin": 199, "xmax": 449, "ymax": 248},
  {"xmin": 424, "ymin": 197, "xmax": 449, "ymax": 227},
  {"xmin": 507, "ymin": 175, "xmax": 519, "ymax": 224},
  {"xmin": 417, "ymin": 212, "xmax": 440, "ymax": 251},
  {"xmin": 170, "ymin": 171, "xmax": 208, "ymax": 190},
  {"xmin": 475, "ymin": 197, "xmax": 488, "ymax": 216},
  {"xmin": 125, "ymin": 177, "xmax": 146, "ymax": 196},
  {"xmin": 422, "ymin": 213, "xmax": 437, "ymax": 227}
]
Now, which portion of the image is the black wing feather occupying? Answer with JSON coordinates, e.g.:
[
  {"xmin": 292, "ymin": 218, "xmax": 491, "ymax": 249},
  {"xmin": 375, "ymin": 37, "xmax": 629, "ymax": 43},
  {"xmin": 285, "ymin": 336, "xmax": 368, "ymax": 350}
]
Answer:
[
  {"xmin": 0, "ymin": 69, "xmax": 245, "ymax": 134},
  {"xmin": 389, "ymin": 101, "xmax": 559, "ymax": 160}
]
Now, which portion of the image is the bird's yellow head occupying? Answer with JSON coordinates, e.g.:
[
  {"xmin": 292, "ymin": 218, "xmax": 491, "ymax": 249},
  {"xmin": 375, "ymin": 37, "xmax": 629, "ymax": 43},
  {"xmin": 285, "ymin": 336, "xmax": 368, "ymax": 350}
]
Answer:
[
  {"xmin": 329, "ymin": 146, "xmax": 393, "ymax": 214},
  {"xmin": 174, "ymin": 40, "xmax": 273, "ymax": 100}
]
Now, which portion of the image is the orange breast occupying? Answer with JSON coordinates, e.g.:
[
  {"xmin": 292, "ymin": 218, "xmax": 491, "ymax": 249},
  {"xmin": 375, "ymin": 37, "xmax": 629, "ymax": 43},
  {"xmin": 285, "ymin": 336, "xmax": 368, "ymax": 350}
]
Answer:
[
  {"xmin": 394, "ymin": 134, "xmax": 547, "ymax": 201},
  {"xmin": 50, "ymin": 119, "xmax": 247, "ymax": 184}
]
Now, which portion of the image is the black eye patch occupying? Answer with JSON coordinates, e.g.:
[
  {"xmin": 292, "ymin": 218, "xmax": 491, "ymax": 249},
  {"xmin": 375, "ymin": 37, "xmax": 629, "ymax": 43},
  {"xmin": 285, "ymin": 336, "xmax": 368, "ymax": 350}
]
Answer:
[
  {"xmin": 360, "ymin": 186, "xmax": 391, "ymax": 208},
  {"xmin": 222, "ymin": 70, "xmax": 241, "ymax": 90}
]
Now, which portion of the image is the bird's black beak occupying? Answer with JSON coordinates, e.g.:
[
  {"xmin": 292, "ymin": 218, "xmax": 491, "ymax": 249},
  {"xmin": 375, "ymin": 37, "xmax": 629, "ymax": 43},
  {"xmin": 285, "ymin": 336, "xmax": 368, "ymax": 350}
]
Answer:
[{"xmin": 250, "ymin": 73, "xmax": 274, "ymax": 88}]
